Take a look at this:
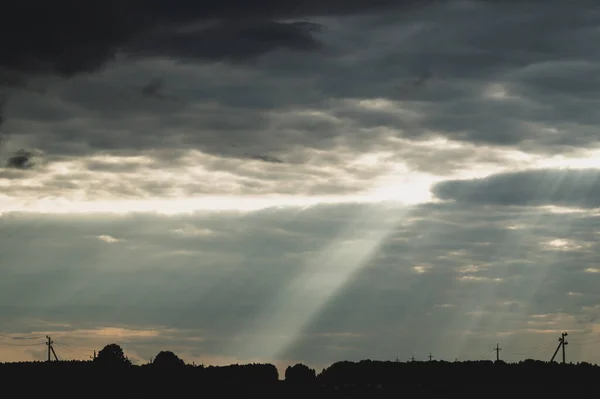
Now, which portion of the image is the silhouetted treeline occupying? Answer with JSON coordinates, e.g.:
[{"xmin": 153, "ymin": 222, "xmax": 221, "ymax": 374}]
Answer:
[
  {"xmin": 319, "ymin": 359, "xmax": 600, "ymax": 391},
  {"xmin": 2, "ymin": 344, "xmax": 600, "ymax": 396}
]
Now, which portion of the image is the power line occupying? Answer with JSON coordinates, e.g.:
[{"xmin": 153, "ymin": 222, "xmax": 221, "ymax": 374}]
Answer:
[
  {"xmin": 0, "ymin": 333, "xmax": 43, "ymax": 340},
  {"xmin": 0, "ymin": 341, "xmax": 44, "ymax": 347},
  {"xmin": 53, "ymin": 342, "xmax": 89, "ymax": 359}
]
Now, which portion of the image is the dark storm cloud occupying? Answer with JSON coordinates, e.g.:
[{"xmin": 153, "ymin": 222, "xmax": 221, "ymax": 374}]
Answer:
[
  {"xmin": 0, "ymin": 0, "xmax": 423, "ymax": 79},
  {"xmin": 0, "ymin": 0, "xmax": 425, "ymax": 146},
  {"xmin": 2, "ymin": 0, "xmax": 600, "ymax": 178},
  {"xmin": 127, "ymin": 21, "xmax": 324, "ymax": 62},
  {"xmin": 433, "ymin": 169, "xmax": 600, "ymax": 209},
  {"xmin": 19, "ymin": 3, "xmax": 600, "ymax": 156}
]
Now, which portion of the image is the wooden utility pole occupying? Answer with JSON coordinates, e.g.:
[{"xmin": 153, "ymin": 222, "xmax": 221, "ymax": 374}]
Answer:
[
  {"xmin": 410, "ymin": 355, "xmax": 415, "ymax": 362},
  {"xmin": 550, "ymin": 332, "xmax": 568, "ymax": 364},
  {"xmin": 428, "ymin": 353, "xmax": 433, "ymax": 361},
  {"xmin": 45, "ymin": 336, "xmax": 58, "ymax": 362},
  {"xmin": 46, "ymin": 336, "xmax": 52, "ymax": 362},
  {"xmin": 561, "ymin": 332, "xmax": 568, "ymax": 364},
  {"xmin": 495, "ymin": 343, "xmax": 502, "ymax": 361}
]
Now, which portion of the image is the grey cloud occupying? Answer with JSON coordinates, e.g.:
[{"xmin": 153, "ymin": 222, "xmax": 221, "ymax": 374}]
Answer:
[
  {"xmin": 0, "ymin": 145, "xmax": 391, "ymax": 199},
  {"xmin": 433, "ymin": 168, "xmax": 600, "ymax": 209},
  {"xmin": 2, "ymin": 201, "xmax": 600, "ymax": 364},
  {"xmin": 2, "ymin": 0, "xmax": 599, "ymax": 174},
  {"xmin": 141, "ymin": 78, "xmax": 166, "ymax": 99},
  {"xmin": 127, "ymin": 21, "xmax": 324, "ymax": 63},
  {"xmin": 84, "ymin": 160, "xmax": 145, "ymax": 174},
  {"xmin": 6, "ymin": 149, "xmax": 37, "ymax": 169},
  {"xmin": 0, "ymin": 0, "xmax": 427, "ymax": 157},
  {"xmin": 248, "ymin": 154, "xmax": 285, "ymax": 164}
]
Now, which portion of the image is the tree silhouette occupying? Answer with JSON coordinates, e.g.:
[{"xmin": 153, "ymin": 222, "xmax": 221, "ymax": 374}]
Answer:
[
  {"xmin": 152, "ymin": 351, "xmax": 185, "ymax": 369},
  {"xmin": 94, "ymin": 343, "xmax": 132, "ymax": 369},
  {"xmin": 285, "ymin": 363, "xmax": 317, "ymax": 384}
]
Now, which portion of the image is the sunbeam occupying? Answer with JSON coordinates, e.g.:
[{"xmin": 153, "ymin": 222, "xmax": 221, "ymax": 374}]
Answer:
[{"xmin": 225, "ymin": 201, "xmax": 410, "ymax": 361}]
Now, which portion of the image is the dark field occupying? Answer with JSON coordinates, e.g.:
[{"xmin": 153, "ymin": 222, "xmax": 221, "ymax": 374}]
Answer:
[{"xmin": 2, "ymin": 359, "xmax": 599, "ymax": 397}]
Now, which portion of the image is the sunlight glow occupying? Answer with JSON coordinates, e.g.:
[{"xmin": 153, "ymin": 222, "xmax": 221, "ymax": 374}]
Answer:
[
  {"xmin": 344, "ymin": 97, "xmax": 423, "ymax": 120},
  {"xmin": 544, "ymin": 238, "xmax": 588, "ymax": 251},
  {"xmin": 368, "ymin": 169, "xmax": 437, "ymax": 204},
  {"xmin": 528, "ymin": 149, "xmax": 600, "ymax": 170},
  {"xmin": 3, "ymin": 140, "xmax": 600, "ymax": 216},
  {"xmin": 0, "ymin": 194, "xmax": 367, "ymax": 215},
  {"xmin": 412, "ymin": 265, "xmax": 431, "ymax": 274},
  {"xmin": 584, "ymin": 268, "xmax": 600, "ymax": 273},
  {"xmin": 457, "ymin": 276, "xmax": 504, "ymax": 283},
  {"xmin": 0, "ymin": 150, "xmax": 440, "ymax": 214},
  {"xmin": 97, "ymin": 235, "xmax": 120, "ymax": 243}
]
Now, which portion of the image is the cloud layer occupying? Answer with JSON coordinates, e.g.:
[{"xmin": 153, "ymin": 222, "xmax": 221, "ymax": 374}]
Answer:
[
  {"xmin": 433, "ymin": 169, "xmax": 600, "ymax": 209},
  {"xmin": 3, "ymin": 202, "xmax": 600, "ymax": 368},
  {"xmin": 2, "ymin": 0, "xmax": 600, "ymax": 173}
]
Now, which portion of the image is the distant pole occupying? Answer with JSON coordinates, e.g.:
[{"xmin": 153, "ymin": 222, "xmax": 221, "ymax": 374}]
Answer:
[
  {"xmin": 550, "ymin": 332, "xmax": 568, "ymax": 363},
  {"xmin": 561, "ymin": 332, "xmax": 568, "ymax": 364},
  {"xmin": 495, "ymin": 343, "xmax": 502, "ymax": 361},
  {"xmin": 411, "ymin": 355, "xmax": 415, "ymax": 362},
  {"xmin": 46, "ymin": 336, "xmax": 53, "ymax": 362},
  {"xmin": 428, "ymin": 353, "xmax": 433, "ymax": 361},
  {"xmin": 551, "ymin": 337, "xmax": 562, "ymax": 362}
]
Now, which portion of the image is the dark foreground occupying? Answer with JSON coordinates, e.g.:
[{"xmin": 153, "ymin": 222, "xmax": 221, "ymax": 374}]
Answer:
[{"xmin": 2, "ymin": 359, "xmax": 599, "ymax": 397}]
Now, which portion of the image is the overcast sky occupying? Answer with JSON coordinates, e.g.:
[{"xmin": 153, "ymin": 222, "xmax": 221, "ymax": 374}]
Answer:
[{"xmin": 2, "ymin": 0, "xmax": 600, "ymax": 373}]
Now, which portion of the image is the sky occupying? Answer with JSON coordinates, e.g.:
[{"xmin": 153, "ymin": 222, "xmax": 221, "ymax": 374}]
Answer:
[{"xmin": 2, "ymin": 0, "xmax": 600, "ymax": 373}]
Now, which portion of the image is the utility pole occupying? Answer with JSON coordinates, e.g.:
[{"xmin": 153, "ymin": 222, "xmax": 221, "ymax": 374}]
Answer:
[
  {"xmin": 410, "ymin": 355, "xmax": 415, "ymax": 362},
  {"xmin": 495, "ymin": 343, "xmax": 502, "ymax": 361},
  {"xmin": 428, "ymin": 353, "xmax": 433, "ymax": 361},
  {"xmin": 550, "ymin": 332, "xmax": 568, "ymax": 364},
  {"xmin": 45, "ymin": 336, "xmax": 58, "ymax": 362},
  {"xmin": 561, "ymin": 332, "xmax": 568, "ymax": 364},
  {"xmin": 46, "ymin": 336, "xmax": 52, "ymax": 362}
]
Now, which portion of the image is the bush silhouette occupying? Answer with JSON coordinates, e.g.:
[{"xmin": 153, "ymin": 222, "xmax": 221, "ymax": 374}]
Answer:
[
  {"xmin": 94, "ymin": 343, "xmax": 132, "ymax": 369},
  {"xmin": 152, "ymin": 351, "xmax": 185, "ymax": 369},
  {"xmin": 285, "ymin": 363, "xmax": 317, "ymax": 384}
]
